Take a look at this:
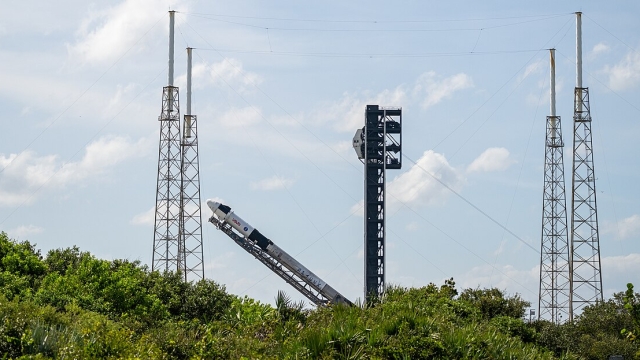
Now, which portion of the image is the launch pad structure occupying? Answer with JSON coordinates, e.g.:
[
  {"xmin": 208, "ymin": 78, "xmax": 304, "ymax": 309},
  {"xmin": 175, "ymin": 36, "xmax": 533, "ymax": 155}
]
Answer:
[
  {"xmin": 145, "ymin": 10, "xmax": 606, "ymax": 313},
  {"xmin": 354, "ymin": 105, "xmax": 402, "ymax": 302}
]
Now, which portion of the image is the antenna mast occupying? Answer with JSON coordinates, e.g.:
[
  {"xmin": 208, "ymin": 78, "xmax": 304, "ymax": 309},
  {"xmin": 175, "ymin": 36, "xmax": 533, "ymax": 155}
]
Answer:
[
  {"xmin": 539, "ymin": 49, "xmax": 570, "ymax": 323},
  {"xmin": 179, "ymin": 47, "xmax": 205, "ymax": 280},
  {"xmin": 153, "ymin": 11, "xmax": 183, "ymax": 275},
  {"xmin": 569, "ymin": 12, "xmax": 603, "ymax": 320}
]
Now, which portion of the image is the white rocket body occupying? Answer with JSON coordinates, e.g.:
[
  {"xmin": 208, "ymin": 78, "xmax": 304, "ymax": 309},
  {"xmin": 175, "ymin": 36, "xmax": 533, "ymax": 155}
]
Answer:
[{"xmin": 207, "ymin": 199, "xmax": 349, "ymax": 304}]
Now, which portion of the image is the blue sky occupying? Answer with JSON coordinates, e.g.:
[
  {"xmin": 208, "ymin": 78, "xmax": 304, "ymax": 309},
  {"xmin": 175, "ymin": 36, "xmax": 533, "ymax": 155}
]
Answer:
[{"xmin": 1, "ymin": 0, "xmax": 639, "ymax": 309}]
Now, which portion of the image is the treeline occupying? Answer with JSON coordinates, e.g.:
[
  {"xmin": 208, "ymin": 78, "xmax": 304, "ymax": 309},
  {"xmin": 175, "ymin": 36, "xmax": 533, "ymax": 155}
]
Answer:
[{"xmin": 0, "ymin": 231, "xmax": 639, "ymax": 359}]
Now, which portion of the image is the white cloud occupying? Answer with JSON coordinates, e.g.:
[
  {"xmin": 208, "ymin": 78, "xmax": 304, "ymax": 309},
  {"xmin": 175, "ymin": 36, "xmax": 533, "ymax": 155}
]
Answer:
[
  {"xmin": 69, "ymin": 0, "xmax": 188, "ymax": 64},
  {"xmin": 0, "ymin": 135, "xmax": 151, "ymax": 206},
  {"xmin": 209, "ymin": 58, "xmax": 262, "ymax": 89},
  {"xmin": 456, "ymin": 253, "xmax": 640, "ymax": 305},
  {"xmin": 467, "ymin": 147, "xmax": 515, "ymax": 173},
  {"xmin": 493, "ymin": 240, "xmax": 507, "ymax": 256},
  {"xmin": 590, "ymin": 42, "xmax": 610, "ymax": 58},
  {"xmin": 388, "ymin": 150, "xmax": 463, "ymax": 209},
  {"xmin": 519, "ymin": 60, "xmax": 545, "ymax": 83},
  {"xmin": 604, "ymin": 50, "xmax": 640, "ymax": 91},
  {"xmin": 250, "ymin": 175, "xmax": 295, "ymax": 191},
  {"xmin": 322, "ymin": 87, "xmax": 408, "ymax": 133},
  {"xmin": 130, "ymin": 206, "xmax": 155, "ymax": 226},
  {"xmin": 350, "ymin": 149, "xmax": 477, "ymax": 216},
  {"xmin": 602, "ymin": 253, "xmax": 640, "ymax": 276},
  {"xmin": 414, "ymin": 71, "xmax": 474, "ymax": 109},
  {"xmin": 456, "ymin": 262, "xmax": 539, "ymax": 298},
  {"xmin": 319, "ymin": 71, "xmax": 472, "ymax": 133},
  {"xmin": 617, "ymin": 214, "xmax": 640, "ymax": 239},
  {"xmin": 8, "ymin": 225, "xmax": 44, "ymax": 239},
  {"xmin": 175, "ymin": 59, "xmax": 263, "ymax": 94}
]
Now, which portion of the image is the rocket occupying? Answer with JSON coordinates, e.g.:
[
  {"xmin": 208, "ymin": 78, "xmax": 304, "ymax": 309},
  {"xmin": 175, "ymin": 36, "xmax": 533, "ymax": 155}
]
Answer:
[{"xmin": 206, "ymin": 199, "xmax": 352, "ymax": 306}]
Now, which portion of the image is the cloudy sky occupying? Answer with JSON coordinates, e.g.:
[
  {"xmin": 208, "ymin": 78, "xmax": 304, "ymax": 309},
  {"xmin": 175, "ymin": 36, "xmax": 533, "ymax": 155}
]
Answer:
[{"xmin": 1, "ymin": 1, "xmax": 639, "ymax": 310}]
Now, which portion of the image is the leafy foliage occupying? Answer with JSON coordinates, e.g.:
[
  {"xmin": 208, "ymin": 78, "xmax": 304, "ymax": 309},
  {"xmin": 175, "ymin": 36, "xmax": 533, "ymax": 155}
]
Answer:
[{"xmin": 0, "ymin": 232, "xmax": 638, "ymax": 359}]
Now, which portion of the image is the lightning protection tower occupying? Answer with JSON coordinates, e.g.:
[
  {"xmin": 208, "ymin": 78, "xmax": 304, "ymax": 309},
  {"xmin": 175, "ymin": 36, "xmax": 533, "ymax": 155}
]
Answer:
[
  {"xmin": 569, "ymin": 12, "xmax": 603, "ymax": 320},
  {"xmin": 178, "ymin": 47, "xmax": 204, "ymax": 281},
  {"xmin": 153, "ymin": 11, "xmax": 183, "ymax": 275},
  {"xmin": 353, "ymin": 105, "xmax": 402, "ymax": 302},
  {"xmin": 539, "ymin": 49, "xmax": 570, "ymax": 324}
]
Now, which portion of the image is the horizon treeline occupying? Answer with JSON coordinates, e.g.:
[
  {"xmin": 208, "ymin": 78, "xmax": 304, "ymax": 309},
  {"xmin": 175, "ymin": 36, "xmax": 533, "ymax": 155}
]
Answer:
[{"xmin": 0, "ymin": 231, "xmax": 638, "ymax": 359}]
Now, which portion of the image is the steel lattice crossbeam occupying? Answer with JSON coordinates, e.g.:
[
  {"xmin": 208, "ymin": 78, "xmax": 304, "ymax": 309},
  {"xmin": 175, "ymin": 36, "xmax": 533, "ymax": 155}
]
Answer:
[
  {"xmin": 569, "ymin": 87, "xmax": 603, "ymax": 320},
  {"xmin": 179, "ymin": 114, "xmax": 204, "ymax": 281},
  {"xmin": 153, "ymin": 86, "xmax": 183, "ymax": 274},
  {"xmin": 539, "ymin": 115, "xmax": 571, "ymax": 324}
]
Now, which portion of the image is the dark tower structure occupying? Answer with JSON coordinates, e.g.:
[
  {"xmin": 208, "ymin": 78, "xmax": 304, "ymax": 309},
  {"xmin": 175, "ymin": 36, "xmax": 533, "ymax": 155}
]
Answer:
[
  {"xmin": 353, "ymin": 105, "xmax": 402, "ymax": 302},
  {"xmin": 569, "ymin": 12, "xmax": 603, "ymax": 320},
  {"xmin": 538, "ymin": 49, "xmax": 570, "ymax": 324},
  {"xmin": 179, "ymin": 47, "xmax": 204, "ymax": 280}
]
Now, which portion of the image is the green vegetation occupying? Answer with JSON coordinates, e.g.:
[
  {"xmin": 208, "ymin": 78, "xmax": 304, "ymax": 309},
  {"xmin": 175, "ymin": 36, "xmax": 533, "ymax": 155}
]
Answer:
[{"xmin": 0, "ymin": 231, "xmax": 638, "ymax": 359}]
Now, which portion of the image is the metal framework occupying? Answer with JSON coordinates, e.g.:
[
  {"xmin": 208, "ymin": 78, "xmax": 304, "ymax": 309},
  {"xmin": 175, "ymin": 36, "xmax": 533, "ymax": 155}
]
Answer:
[
  {"xmin": 177, "ymin": 47, "xmax": 204, "ymax": 281},
  {"xmin": 179, "ymin": 113, "xmax": 204, "ymax": 280},
  {"xmin": 569, "ymin": 86, "xmax": 603, "ymax": 319},
  {"xmin": 539, "ymin": 114, "xmax": 571, "ymax": 322},
  {"xmin": 208, "ymin": 216, "xmax": 331, "ymax": 306},
  {"xmin": 362, "ymin": 105, "xmax": 401, "ymax": 301},
  {"xmin": 153, "ymin": 86, "xmax": 183, "ymax": 273},
  {"xmin": 539, "ymin": 49, "xmax": 570, "ymax": 324}
]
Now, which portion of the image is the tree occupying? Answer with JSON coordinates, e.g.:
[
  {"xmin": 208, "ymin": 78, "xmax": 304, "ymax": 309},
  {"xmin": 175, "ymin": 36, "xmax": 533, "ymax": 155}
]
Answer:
[{"xmin": 459, "ymin": 287, "xmax": 529, "ymax": 319}]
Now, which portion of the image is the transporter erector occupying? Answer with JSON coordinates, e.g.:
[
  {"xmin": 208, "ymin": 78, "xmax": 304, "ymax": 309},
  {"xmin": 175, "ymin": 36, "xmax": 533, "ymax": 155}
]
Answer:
[{"xmin": 207, "ymin": 199, "xmax": 353, "ymax": 306}]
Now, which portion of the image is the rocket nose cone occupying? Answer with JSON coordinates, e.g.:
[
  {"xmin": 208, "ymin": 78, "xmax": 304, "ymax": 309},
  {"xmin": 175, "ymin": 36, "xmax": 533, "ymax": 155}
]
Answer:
[{"xmin": 206, "ymin": 199, "xmax": 220, "ymax": 211}]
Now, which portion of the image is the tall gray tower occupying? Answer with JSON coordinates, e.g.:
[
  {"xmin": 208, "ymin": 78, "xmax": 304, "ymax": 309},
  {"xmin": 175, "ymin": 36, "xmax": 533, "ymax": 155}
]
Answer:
[
  {"xmin": 538, "ymin": 49, "xmax": 570, "ymax": 323},
  {"xmin": 179, "ymin": 47, "xmax": 204, "ymax": 280},
  {"xmin": 569, "ymin": 12, "xmax": 603, "ymax": 320},
  {"xmin": 153, "ymin": 11, "xmax": 183, "ymax": 275}
]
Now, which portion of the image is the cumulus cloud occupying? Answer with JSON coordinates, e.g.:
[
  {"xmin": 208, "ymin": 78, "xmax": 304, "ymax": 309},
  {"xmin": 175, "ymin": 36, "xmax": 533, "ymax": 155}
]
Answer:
[
  {"xmin": 414, "ymin": 71, "xmax": 474, "ymax": 109},
  {"xmin": 319, "ymin": 70, "xmax": 472, "ymax": 133},
  {"xmin": 604, "ymin": 51, "xmax": 640, "ymax": 91},
  {"xmin": 602, "ymin": 253, "xmax": 640, "ymax": 276},
  {"xmin": 616, "ymin": 214, "xmax": 640, "ymax": 239},
  {"xmin": 175, "ymin": 59, "xmax": 263, "ymax": 94},
  {"xmin": 250, "ymin": 175, "xmax": 295, "ymax": 191},
  {"xmin": 467, "ymin": 147, "xmax": 515, "ymax": 173},
  {"xmin": 130, "ymin": 206, "xmax": 155, "ymax": 226},
  {"xmin": 518, "ymin": 60, "xmax": 544, "ymax": 83},
  {"xmin": 322, "ymin": 87, "xmax": 407, "ymax": 133},
  {"xmin": 351, "ymin": 150, "xmax": 464, "ymax": 215},
  {"xmin": 456, "ymin": 262, "xmax": 539, "ymax": 298},
  {"xmin": 388, "ymin": 150, "xmax": 463, "ymax": 208},
  {"xmin": 69, "ymin": 0, "xmax": 189, "ymax": 64},
  {"xmin": 0, "ymin": 135, "xmax": 151, "ymax": 206},
  {"xmin": 456, "ymin": 253, "xmax": 640, "ymax": 305},
  {"xmin": 8, "ymin": 225, "xmax": 44, "ymax": 239},
  {"xmin": 590, "ymin": 42, "xmax": 610, "ymax": 58}
]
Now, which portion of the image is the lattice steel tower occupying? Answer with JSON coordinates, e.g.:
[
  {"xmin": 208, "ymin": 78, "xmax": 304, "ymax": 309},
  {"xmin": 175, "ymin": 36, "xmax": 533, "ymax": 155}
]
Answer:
[
  {"xmin": 153, "ymin": 11, "xmax": 183, "ymax": 274},
  {"xmin": 179, "ymin": 47, "xmax": 204, "ymax": 280},
  {"xmin": 569, "ymin": 12, "xmax": 603, "ymax": 320},
  {"xmin": 539, "ymin": 49, "xmax": 570, "ymax": 324},
  {"xmin": 353, "ymin": 105, "xmax": 402, "ymax": 302}
]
